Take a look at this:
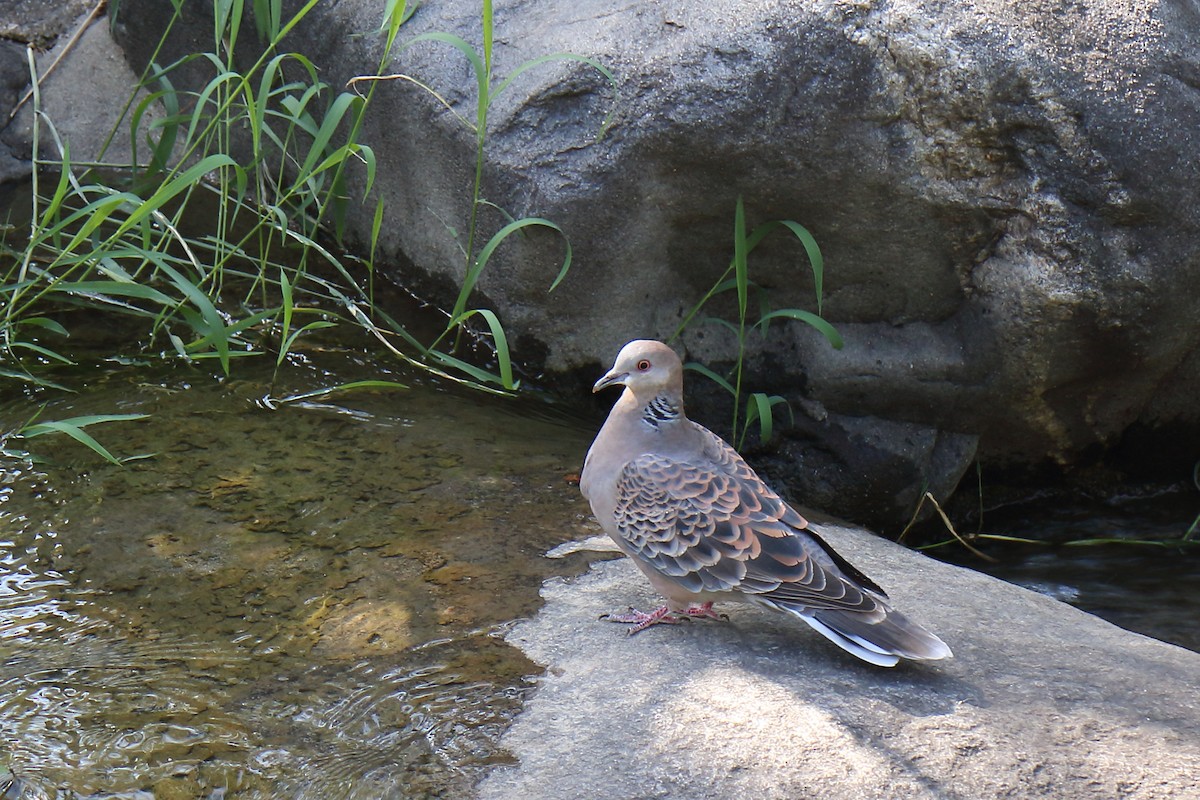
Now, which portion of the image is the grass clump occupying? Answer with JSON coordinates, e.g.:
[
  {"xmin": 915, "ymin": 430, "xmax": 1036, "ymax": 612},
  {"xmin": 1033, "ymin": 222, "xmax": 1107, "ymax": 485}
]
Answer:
[{"xmin": 0, "ymin": 0, "xmax": 613, "ymax": 460}]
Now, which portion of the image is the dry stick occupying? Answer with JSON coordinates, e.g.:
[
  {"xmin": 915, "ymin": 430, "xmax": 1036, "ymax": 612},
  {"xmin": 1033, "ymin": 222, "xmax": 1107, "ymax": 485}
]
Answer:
[
  {"xmin": 8, "ymin": 0, "xmax": 109, "ymax": 122},
  {"xmin": 898, "ymin": 491, "xmax": 998, "ymax": 562}
]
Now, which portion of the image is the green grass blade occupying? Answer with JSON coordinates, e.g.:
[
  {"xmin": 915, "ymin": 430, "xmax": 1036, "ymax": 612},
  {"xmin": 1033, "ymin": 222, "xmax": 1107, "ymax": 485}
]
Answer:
[
  {"xmin": 452, "ymin": 217, "xmax": 568, "ymax": 319},
  {"xmin": 757, "ymin": 308, "xmax": 844, "ymax": 349},
  {"xmin": 20, "ymin": 317, "xmax": 70, "ymax": 337},
  {"xmin": 117, "ymin": 155, "xmax": 241, "ymax": 238},
  {"xmin": 276, "ymin": 379, "xmax": 410, "ymax": 406},
  {"xmin": 296, "ymin": 92, "xmax": 360, "ymax": 182},
  {"xmin": 381, "ymin": 0, "xmax": 412, "ymax": 51},
  {"xmin": 444, "ymin": 307, "xmax": 517, "ymax": 389},
  {"xmin": 278, "ymin": 267, "xmax": 294, "ymax": 345},
  {"xmin": 156, "ymin": 262, "xmax": 233, "ymax": 372},
  {"xmin": 743, "ymin": 393, "xmax": 791, "ymax": 445},
  {"xmin": 733, "ymin": 196, "xmax": 748, "ymax": 321},
  {"xmin": 279, "ymin": 319, "xmax": 337, "ymax": 360},
  {"xmin": 773, "ymin": 220, "xmax": 825, "ymax": 314},
  {"xmin": 21, "ymin": 413, "xmax": 150, "ymax": 465},
  {"xmin": 399, "ymin": 32, "xmax": 488, "ymax": 130},
  {"xmin": 11, "ymin": 342, "xmax": 74, "ymax": 364},
  {"xmin": 700, "ymin": 316, "xmax": 740, "ymax": 336},
  {"xmin": 53, "ymin": 280, "xmax": 176, "ymax": 307},
  {"xmin": 490, "ymin": 52, "xmax": 620, "ymax": 138},
  {"xmin": 684, "ymin": 361, "xmax": 735, "ymax": 395},
  {"xmin": 0, "ymin": 367, "xmax": 71, "ymax": 391}
]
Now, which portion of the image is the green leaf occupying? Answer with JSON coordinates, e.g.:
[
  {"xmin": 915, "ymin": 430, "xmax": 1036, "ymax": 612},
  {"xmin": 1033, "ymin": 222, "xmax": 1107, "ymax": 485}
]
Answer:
[
  {"xmin": 483, "ymin": 0, "xmax": 494, "ymax": 76},
  {"xmin": 156, "ymin": 262, "xmax": 233, "ymax": 373},
  {"xmin": 743, "ymin": 392, "xmax": 792, "ymax": 445},
  {"xmin": 684, "ymin": 361, "xmax": 735, "ymax": 395},
  {"xmin": 381, "ymin": 0, "xmax": 413, "ymax": 52},
  {"xmin": 774, "ymin": 220, "xmax": 824, "ymax": 314},
  {"xmin": 733, "ymin": 196, "xmax": 748, "ymax": 322},
  {"xmin": 277, "ymin": 379, "xmax": 409, "ymax": 405},
  {"xmin": 279, "ymin": 319, "xmax": 337, "ymax": 361},
  {"xmin": 452, "ymin": 217, "xmax": 569, "ymax": 319},
  {"xmin": 744, "ymin": 392, "xmax": 773, "ymax": 443},
  {"xmin": 444, "ymin": 307, "xmax": 517, "ymax": 389},
  {"xmin": 490, "ymin": 52, "xmax": 620, "ymax": 138},
  {"xmin": 699, "ymin": 316, "xmax": 740, "ymax": 336},
  {"xmin": 0, "ymin": 367, "xmax": 71, "ymax": 391},
  {"xmin": 21, "ymin": 414, "xmax": 150, "ymax": 465},
  {"xmin": 52, "ymin": 280, "xmax": 176, "ymax": 307},
  {"xmin": 756, "ymin": 308, "xmax": 844, "ymax": 349},
  {"xmin": 118, "ymin": 154, "xmax": 242, "ymax": 237},
  {"xmin": 20, "ymin": 317, "xmax": 70, "ymax": 337},
  {"xmin": 11, "ymin": 341, "xmax": 74, "ymax": 364},
  {"xmin": 296, "ymin": 92, "xmax": 361, "ymax": 182},
  {"xmin": 399, "ymin": 32, "xmax": 488, "ymax": 131},
  {"xmin": 744, "ymin": 219, "xmax": 826, "ymax": 314}
]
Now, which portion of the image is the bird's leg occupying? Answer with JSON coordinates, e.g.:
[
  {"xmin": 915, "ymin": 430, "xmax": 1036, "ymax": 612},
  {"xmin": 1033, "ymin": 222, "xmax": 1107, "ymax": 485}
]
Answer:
[
  {"xmin": 600, "ymin": 605, "xmax": 678, "ymax": 634},
  {"xmin": 681, "ymin": 601, "xmax": 727, "ymax": 621}
]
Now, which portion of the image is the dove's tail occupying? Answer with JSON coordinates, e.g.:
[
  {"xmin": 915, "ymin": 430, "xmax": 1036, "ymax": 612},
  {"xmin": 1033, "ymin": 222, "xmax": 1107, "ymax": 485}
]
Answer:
[{"xmin": 761, "ymin": 600, "xmax": 953, "ymax": 668}]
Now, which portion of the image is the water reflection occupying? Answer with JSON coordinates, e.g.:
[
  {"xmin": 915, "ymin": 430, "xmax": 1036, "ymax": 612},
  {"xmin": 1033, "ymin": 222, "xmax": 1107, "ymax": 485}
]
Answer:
[{"xmin": 0, "ymin": 354, "xmax": 596, "ymax": 798}]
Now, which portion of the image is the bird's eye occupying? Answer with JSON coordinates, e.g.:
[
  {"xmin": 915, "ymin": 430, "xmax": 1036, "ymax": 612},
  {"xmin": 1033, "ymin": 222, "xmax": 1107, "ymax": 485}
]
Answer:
[{"xmin": 636, "ymin": 359, "xmax": 651, "ymax": 372}]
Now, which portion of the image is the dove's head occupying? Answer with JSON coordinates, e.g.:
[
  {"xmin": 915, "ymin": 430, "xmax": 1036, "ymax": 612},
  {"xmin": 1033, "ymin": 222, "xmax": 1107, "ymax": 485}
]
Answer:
[{"xmin": 593, "ymin": 340, "xmax": 683, "ymax": 400}]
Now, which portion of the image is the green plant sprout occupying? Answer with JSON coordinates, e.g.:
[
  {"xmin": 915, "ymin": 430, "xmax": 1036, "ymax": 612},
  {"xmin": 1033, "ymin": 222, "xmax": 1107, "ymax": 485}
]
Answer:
[{"xmin": 673, "ymin": 196, "xmax": 842, "ymax": 448}]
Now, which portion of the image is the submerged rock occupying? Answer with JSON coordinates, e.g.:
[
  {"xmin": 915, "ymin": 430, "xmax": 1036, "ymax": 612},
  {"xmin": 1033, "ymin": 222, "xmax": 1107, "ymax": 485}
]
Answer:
[{"xmin": 480, "ymin": 526, "xmax": 1200, "ymax": 800}]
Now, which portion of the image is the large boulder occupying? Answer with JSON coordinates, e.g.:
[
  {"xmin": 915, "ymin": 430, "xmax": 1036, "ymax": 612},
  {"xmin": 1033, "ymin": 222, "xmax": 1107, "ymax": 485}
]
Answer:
[
  {"xmin": 103, "ymin": 0, "xmax": 1200, "ymax": 523},
  {"xmin": 479, "ymin": 527, "xmax": 1200, "ymax": 800}
]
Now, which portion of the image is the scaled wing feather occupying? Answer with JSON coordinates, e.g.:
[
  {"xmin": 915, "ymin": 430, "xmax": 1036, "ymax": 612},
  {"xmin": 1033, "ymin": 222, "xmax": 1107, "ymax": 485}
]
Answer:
[{"xmin": 612, "ymin": 446, "xmax": 880, "ymax": 613}]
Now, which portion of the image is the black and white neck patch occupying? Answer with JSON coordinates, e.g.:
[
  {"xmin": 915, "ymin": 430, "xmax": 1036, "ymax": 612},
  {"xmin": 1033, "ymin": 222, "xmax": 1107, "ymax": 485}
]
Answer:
[{"xmin": 642, "ymin": 394, "xmax": 680, "ymax": 428}]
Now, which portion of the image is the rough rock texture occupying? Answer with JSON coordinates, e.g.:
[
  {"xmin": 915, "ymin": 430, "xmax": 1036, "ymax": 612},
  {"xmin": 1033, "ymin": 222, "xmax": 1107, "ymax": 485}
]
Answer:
[
  {"xmin": 0, "ymin": 39, "xmax": 30, "ymax": 188},
  {"xmin": 105, "ymin": 0, "xmax": 1200, "ymax": 521},
  {"xmin": 479, "ymin": 527, "xmax": 1200, "ymax": 800},
  {"xmin": 0, "ymin": 0, "xmax": 95, "ymax": 48},
  {"xmin": 0, "ymin": 3, "xmax": 157, "ymax": 192}
]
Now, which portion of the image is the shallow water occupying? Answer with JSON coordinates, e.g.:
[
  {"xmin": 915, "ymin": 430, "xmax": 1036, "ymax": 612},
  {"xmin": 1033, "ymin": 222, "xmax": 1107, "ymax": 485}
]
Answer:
[
  {"xmin": 0, "ymin": 350, "xmax": 597, "ymax": 798},
  {"xmin": 931, "ymin": 493, "xmax": 1200, "ymax": 653},
  {"xmin": 2, "ymin": 346, "xmax": 1197, "ymax": 798}
]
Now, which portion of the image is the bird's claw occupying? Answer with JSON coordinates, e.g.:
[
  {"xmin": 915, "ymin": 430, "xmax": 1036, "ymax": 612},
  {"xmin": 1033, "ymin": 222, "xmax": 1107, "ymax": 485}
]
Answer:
[
  {"xmin": 681, "ymin": 601, "xmax": 728, "ymax": 622},
  {"xmin": 600, "ymin": 605, "xmax": 677, "ymax": 634},
  {"xmin": 601, "ymin": 602, "xmax": 726, "ymax": 634}
]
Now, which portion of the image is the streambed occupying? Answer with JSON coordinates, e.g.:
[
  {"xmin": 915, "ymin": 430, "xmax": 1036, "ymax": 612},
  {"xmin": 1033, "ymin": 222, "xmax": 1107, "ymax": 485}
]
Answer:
[
  {"xmin": 1, "ymin": 347, "xmax": 1196, "ymax": 798},
  {"xmin": 0, "ymin": 350, "xmax": 596, "ymax": 798}
]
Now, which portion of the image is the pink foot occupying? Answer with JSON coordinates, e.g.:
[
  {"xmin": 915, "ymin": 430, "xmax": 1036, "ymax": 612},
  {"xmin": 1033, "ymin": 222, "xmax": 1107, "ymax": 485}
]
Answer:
[
  {"xmin": 600, "ymin": 605, "xmax": 678, "ymax": 634},
  {"xmin": 682, "ymin": 601, "xmax": 727, "ymax": 621},
  {"xmin": 600, "ymin": 603, "xmax": 727, "ymax": 634}
]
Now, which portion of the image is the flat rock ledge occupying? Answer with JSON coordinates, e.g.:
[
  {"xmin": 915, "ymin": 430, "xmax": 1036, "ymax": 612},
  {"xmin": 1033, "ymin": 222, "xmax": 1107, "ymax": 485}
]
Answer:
[{"xmin": 479, "ymin": 526, "xmax": 1199, "ymax": 800}]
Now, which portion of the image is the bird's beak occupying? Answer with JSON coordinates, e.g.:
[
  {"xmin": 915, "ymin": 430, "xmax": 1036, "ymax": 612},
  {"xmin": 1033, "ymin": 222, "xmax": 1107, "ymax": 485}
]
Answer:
[{"xmin": 592, "ymin": 370, "xmax": 628, "ymax": 393}]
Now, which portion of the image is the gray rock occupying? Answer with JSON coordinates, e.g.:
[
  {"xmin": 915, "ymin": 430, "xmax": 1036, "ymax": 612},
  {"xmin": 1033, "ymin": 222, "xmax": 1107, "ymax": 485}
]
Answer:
[
  {"xmin": 0, "ymin": 0, "xmax": 98, "ymax": 188},
  {"xmin": 3, "ymin": 15, "xmax": 158, "ymax": 170},
  {"xmin": 0, "ymin": 0, "xmax": 95, "ymax": 48},
  {"xmin": 106, "ymin": 0, "xmax": 1200, "ymax": 521},
  {"xmin": 0, "ymin": 40, "xmax": 32, "ymax": 190},
  {"xmin": 481, "ymin": 526, "xmax": 1200, "ymax": 800}
]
